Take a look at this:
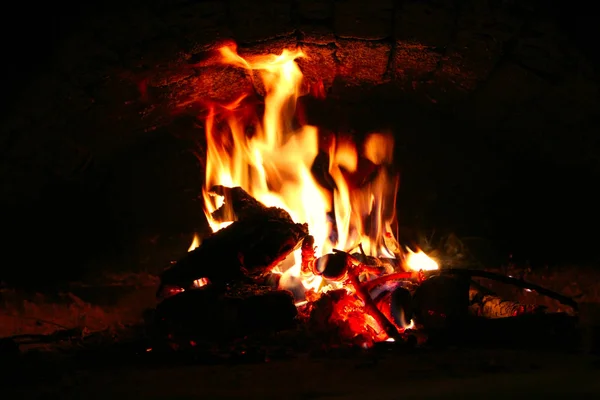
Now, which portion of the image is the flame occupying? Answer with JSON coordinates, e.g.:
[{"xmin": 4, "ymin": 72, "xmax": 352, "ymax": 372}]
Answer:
[
  {"xmin": 187, "ymin": 233, "xmax": 200, "ymax": 252},
  {"xmin": 202, "ymin": 43, "xmax": 399, "ymax": 265},
  {"xmin": 405, "ymin": 248, "xmax": 439, "ymax": 271},
  {"xmin": 196, "ymin": 43, "xmax": 429, "ymax": 343}
]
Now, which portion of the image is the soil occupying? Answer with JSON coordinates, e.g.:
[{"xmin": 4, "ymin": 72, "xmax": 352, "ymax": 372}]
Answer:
[{"xmin": 5, "ymin": 346, "xmax": 600, "ymax": 398}]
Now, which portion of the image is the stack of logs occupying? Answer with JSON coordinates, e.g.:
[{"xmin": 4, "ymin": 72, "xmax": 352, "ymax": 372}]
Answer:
[{"xmin": 152, "ymin": 185, "xmax": 578, "ymax": 352}]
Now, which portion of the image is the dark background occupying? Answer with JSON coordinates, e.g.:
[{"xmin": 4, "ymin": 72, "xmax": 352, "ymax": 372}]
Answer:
[{"xmin": 1, "ymin": 0, "xmax": 600, "ymax": 290}]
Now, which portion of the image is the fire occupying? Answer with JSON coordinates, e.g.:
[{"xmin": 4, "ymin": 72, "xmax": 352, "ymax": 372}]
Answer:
[
  {"xmin": 405, "ymin": 248, "xmax": 439, "ymax": 271},
  {"xmin": 201, "ymin": 42, "xmax": 399, "ymax": 266},
  {"xmin": 187, "ymin": 233, "xmax": 200, "ymax": 252},
  {"xmin": 194, "ymin": 42, "xmax": 438, "ymax": 344}
]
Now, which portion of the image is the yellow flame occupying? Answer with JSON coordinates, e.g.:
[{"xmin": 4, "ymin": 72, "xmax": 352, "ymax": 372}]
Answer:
[
  {"xmin": 405, "ymin": 249, "xmax": 439, "ymax": 271},
  {"xmin": 187, "ymin": 233, "xmax": 200, "ymax": 252},
  {"xmin": 201, "ymin": 44, "xmax": 400, "ymax": 296}
]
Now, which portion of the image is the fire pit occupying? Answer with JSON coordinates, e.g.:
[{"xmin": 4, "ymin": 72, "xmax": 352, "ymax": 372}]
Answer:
[
  {"xmin": 3, "ymin": 3, "xmax": 600, "ymax": 396},
  {"xmin": 150, "ymin": 44, "xmax": 579, "ymax": 355}
]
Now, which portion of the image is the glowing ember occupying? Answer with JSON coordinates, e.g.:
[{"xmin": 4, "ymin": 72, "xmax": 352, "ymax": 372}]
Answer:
[
  {"xmin": 192, "ymin": 277, "xmax": 210, "ymax": 288},
  {"xmin": 405, "ymin": 249, "xmax": 439, "ymax": 271}
]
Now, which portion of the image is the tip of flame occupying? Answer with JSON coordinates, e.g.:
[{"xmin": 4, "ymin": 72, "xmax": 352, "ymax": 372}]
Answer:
[
  {"xmin": 188, "ymin": 233, "xmax": 201, "ymax": 252},
  {"xmin": 404, "ymin": 248, "xmax": 438, "ymax": 271}
]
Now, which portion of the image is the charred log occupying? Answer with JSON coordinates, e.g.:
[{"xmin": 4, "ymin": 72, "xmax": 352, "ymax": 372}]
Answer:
[
  {"xmin": 158, "ymin": 214, "xmax": 308, "ymax": 295},
  {"xmin": 158, "ymin": 187, "xmax": 308, "ymax": 296},
  {"xmin": 209, "ymin": 185, "xmax": 295, "ymax": 223},
  {"xmin": 154, "ymin": 284, "xmax": 297, "ymax": 346},
  {"xmin": 316, "ymin": 252, "xmax": 349, "ymax": 280},
  {"xmin": 412, "ymin": 275, "xmax": 470, "ymax": 331}
]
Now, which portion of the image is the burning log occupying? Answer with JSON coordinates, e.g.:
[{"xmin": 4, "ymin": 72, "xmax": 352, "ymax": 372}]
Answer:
[
  {"xmin": 209, "ymin": 185, "xmax": 295, "ymax": 223},
  {"xmin": 154, "ymin": 284, "xmax": 297, "ymax": 346},
  {"xmin": 158, "ymin": 186, "xmax": 308, "ymax": 296},
  {"xmin": 346, "ymin": 268, "xmax": 402, "ymax": 341}
]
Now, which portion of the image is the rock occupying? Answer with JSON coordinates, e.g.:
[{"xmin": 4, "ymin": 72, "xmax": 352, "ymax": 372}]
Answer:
[
  {"xmin": 237, "ymin": 36, "xmax": 301, "ymax": 96},
  {"xmin": 228, "ymin": 0, "xmax": 294, "ymax": 43},
  {"xmin": 437, "ymin": 30, "xmax": 503, "ymax": 92},
  {"xmin": 161, "ymin": 1, "xmax": 231, "ymax": 53},
  {"xmin": 513, "ymin": 35, "xmax": 567, "ymax": 80},
  {"xmin": 169, "ymin": 66, "xmax": 254, "ymax": 109},
  {"xmin": 299, "ymin": 25, "xmax": 336, "ymax": 45},
  {"xmin": 297, "ymin": 44, "xmax": 339, "ymax": 90},
  {"xmin": 297, "ymin": 0, "xmax": 334, "ymax": 20},
  {"xmin": 335, "ymin": 39, "xmax": 392, "ymax": 84},
  {"xmin": 334, "ymin": 0, "xmax": 394, "ymax": 40},
  {"xmin": 467, "ymin": 61, "xmax": 545, "ymax": 120},
  {"xmin": 395, "ymin": 1, "xmax": 456, "ymax": 47},
  {"xmin": 238, "ymin": 36, "xmax": 300, "ymax": 57},
  {"xmin": 394, "ymin": 42, "xmax": 441, "ymax": 87}
]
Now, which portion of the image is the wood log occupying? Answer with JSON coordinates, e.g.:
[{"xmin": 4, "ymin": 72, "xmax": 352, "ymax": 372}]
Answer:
[
  {"xmin": 469, "ymin": 288, "xmax": 546, "ymax": 319},
  {"xmin": 412, "ymin": 275, "xmax": 471, "ymax": 330},
  {"xmin": 209, "ymin": 185, "xmax": 295, "ymax": 224},
  {"xmin": 158, "ymin": 186, "xmax": 308, "ymax": 296},
  {"xmin": 154, "ymin": 284, "xmax": 297, "ymax": 345},
  {"xmin": 431, "ymin": 268, "xmax": 578, "ymax": 312}
]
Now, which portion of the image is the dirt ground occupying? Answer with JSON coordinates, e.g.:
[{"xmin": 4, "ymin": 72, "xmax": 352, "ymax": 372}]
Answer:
[
  {"xmin": 3, "ymin": 265, "xmax": 600, "ymax": 398},
  {"xmin": 5, "ymin": 347, "xmax": 600, "ymax": 399}
]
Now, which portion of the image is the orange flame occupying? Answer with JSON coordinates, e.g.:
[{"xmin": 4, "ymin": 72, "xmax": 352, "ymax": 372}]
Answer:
[
  {"xmin": 405, "ymin": 248, "xmax": 439, "ymax": 271},
  {"xmin": 187, "ymin": 233, "xmax": 200, "ymax": 252},
  {"xmin": 199, "ymin": 44, "xmax": 430, "ymax": 303}
]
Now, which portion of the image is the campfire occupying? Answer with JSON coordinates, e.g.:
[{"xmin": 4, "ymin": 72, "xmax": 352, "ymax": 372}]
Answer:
[{"xmin": 153, "ymin": 43, "xmax": 578, "ymax": 352}]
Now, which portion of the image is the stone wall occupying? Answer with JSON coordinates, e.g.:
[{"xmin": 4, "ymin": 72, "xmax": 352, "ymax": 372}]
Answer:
[
  {"xmin": 1, "ymin": 0, "xmax": 599, "ymax": 286},
  {"xmin": 4, "ymin": 1, "xmax": 597, "ymax": 170}
]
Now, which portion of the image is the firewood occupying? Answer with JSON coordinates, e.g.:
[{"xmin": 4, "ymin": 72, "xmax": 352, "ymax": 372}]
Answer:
[
  {"xmin": 373, "ymin": 285, "xmax": 413, "ymax": 331},
  {"xmin": 209, "ymin": 185, "xmax": 294, "ymax": 223},
  {"xmin": 412, "ymin": 275, "xmax": 471, "ymax": 330},
  {"xmin": 431, "ymin": 268, "xmax": 578, "ymax": 312},
  {"xmin": 158, "ymin": 213, "xmax": 308, "ymax": 295},
  {"xmin": 469, "ymin": 288, "xmax": 546, "ymax": 319},
  {"xmin": 154, "ymin": 284, "xmax": 297, "ymax": 345},
  {"xmin": 158, "ymin": 187, "xmax": 308, "ymax": 296}
]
